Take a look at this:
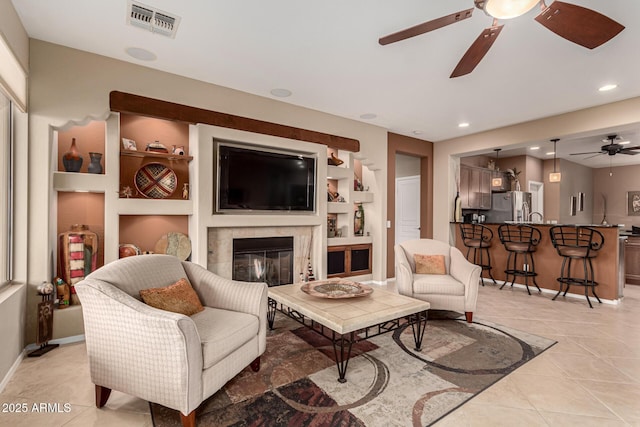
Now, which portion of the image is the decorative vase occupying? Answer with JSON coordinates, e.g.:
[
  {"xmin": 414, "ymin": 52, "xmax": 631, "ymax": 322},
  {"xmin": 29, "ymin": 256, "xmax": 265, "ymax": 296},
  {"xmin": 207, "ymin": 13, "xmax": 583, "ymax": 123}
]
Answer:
[
  {"xmin": 62, "ymin": 138, "xmax": 83, "ymax": 172},
  {"xmin": 454, "ymin": 192, "xmax": 462, "ymax": 222},
  {"xmin": 515, "ymin": 180, "xmax": 521, "ymax": 191},
  {"xmin": 58, "ymin": 224, "xmax": 99, "ymax": 292},
  {"xmin": 354, "ymin": 204, "xmax": 365, "ymax": 236},
  {"xmin": 87, "ymin": 152, "xmax": 103, "ymax": 174}
]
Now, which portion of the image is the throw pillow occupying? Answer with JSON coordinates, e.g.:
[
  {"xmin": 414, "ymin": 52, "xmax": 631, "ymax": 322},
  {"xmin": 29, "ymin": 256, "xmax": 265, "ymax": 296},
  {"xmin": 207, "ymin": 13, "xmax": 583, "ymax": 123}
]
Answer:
[
  {"xmin": 140, "ymin": 278, "xmax": 204, "ymax": 316},
  {"xmin": 414, "ymin": 254, "xmax": 446, "ymax": 275}
]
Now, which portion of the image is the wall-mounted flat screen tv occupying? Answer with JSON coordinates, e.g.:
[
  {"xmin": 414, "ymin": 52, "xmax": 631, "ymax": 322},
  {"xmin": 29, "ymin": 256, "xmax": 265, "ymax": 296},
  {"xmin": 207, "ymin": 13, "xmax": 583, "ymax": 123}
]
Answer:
[{"xmin": 216, "ymin": 141, "xmax": 316, "ymax": 213}]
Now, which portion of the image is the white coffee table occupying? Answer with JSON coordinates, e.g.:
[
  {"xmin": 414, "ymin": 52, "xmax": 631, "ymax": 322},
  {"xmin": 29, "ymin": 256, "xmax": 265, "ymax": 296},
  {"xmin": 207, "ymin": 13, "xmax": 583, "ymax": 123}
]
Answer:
[{"xmin": 268, "ymin": 282, "xmax": 430, "ymax": 382}]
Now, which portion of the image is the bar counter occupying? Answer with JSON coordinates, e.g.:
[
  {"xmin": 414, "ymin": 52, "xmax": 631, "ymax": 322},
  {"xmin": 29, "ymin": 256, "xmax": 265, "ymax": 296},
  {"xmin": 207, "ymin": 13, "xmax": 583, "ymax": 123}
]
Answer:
[{"xmin": 452, "ymin": 222, "xmax": 621, "ymax": 301}]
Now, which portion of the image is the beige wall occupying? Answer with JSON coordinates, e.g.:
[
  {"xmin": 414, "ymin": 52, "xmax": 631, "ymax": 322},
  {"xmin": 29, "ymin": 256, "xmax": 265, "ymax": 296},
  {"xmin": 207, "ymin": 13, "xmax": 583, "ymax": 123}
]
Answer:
[
  {"xmin": 434, "ymin": 96, "xmax": 640, "ymax": 243},
  {"xmin": 557, "ymin": 159, "xmax": 594, "ymax": 224},
  {"xmin": 593, "ymin": 165, "xmax": 640, "ymax": 228}
]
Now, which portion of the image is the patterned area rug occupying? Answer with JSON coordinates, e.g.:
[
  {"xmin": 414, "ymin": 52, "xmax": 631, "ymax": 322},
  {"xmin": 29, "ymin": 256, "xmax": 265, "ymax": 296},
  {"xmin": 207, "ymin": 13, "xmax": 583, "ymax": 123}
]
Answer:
[{"xmin": 150, "ymin": 312, "xmax": 555, "ymax": 426}]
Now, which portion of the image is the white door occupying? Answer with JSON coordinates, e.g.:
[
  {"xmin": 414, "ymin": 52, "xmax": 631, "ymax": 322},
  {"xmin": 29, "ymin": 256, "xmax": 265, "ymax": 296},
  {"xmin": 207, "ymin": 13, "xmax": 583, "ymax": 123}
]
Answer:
[
  {"xmin": 396, "ymin": 175, "xmax": 421, "ymax": 245},
  {"xmin": 528, "ymin": 181, "xmax": 544, "ymax": 219}
]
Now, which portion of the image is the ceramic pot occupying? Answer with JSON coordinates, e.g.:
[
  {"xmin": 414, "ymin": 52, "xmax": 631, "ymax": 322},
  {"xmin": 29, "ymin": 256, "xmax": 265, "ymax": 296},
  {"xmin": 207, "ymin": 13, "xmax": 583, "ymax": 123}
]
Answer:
[
  {"xmin": 62, "ymin": 138, "xmax": 83, "ymax": 172},
  {"xmin": 87, "ymin": 152, "xmax": 103, "ymax": 174}
]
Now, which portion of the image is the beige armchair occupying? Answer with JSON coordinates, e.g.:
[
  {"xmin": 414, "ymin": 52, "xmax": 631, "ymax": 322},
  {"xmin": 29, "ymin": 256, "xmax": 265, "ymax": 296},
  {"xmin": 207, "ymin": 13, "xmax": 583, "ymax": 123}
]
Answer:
[
  {"xmin": 75, "ymin": 254, "xmax": 268, "ymax": 427},
  {"xmin": 395, "ymin": 239, "xmax": 481, "ymax": 323}
]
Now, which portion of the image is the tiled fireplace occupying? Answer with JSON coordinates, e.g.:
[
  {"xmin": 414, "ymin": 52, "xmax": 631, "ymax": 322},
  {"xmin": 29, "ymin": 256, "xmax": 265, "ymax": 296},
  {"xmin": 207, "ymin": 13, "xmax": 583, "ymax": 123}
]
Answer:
[{"xmin": 207, "ymin": 226, "xmax": 315, "ymax": 284}]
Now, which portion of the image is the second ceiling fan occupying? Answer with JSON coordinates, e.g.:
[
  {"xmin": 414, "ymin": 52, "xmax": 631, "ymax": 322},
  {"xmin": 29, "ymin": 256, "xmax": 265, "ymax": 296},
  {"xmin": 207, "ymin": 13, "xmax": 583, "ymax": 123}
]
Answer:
[{"xmin": 379, "ymin": 0, "xmax": 625, "ymax": 78}]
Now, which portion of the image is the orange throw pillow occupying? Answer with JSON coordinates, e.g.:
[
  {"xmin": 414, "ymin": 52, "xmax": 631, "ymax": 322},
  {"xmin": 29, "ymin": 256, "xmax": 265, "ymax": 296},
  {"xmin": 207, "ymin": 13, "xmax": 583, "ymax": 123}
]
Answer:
[
  {"xmin": 140, "ymin": 278, "xmax": 204, "ymax": 316},
  {"xmin": 414, "ymin": 254, "xmax": 446, "ymax": 275}
]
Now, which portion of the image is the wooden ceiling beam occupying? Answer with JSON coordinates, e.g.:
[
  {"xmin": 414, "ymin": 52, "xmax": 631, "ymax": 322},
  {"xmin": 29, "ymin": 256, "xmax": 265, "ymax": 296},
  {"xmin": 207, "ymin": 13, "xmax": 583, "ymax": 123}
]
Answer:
[{"xmin": 110, "ymin": 91, "xmax": 360, "ymax": 152}]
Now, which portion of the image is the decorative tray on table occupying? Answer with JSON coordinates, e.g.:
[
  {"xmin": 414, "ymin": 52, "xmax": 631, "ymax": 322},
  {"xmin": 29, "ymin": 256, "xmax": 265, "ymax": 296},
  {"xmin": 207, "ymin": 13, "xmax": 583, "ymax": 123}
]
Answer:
[{"xmin": 301, "ymin": 279, "xmax": 373, "ymax": 299}]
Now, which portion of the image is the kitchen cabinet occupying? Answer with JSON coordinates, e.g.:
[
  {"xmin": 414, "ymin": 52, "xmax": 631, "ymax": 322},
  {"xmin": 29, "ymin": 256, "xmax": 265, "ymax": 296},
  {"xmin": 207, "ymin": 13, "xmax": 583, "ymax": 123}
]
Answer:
[
  {"xmin": 625, "ymin": 236, "xmax": 640, "ymax": 285},
  {"xmin": 460, "ymin": 165, "xmax": 492, "ymax": 210}
]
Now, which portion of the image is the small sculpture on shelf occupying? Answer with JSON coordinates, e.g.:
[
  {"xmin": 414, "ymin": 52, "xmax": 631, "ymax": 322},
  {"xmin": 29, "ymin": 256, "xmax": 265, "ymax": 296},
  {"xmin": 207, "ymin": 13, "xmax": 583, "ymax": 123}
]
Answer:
[
  {"xmin": 328, "ymin": 152, "xmax": 344, "ymax": 166},
  {"xmin": 87, "ymin": 152, "xmax": 103, "ymax": 174},
  {"xmin": 145, "ymin": 141, "xmax": 169, "ymax": 153},
  {"xmin": 183, "ymin": 183, "xmax": 189, "ymax": 199},
  {"xmin": 172, "ymin": 145, "xmax": 186, "ymax": 155},
  {"xmin": 120, "ymin": 185, "xmax": 137, "ymax": 198},
  {"xmin": 354, "ymin": 204, "xmax": 365, "ymax": 236}
]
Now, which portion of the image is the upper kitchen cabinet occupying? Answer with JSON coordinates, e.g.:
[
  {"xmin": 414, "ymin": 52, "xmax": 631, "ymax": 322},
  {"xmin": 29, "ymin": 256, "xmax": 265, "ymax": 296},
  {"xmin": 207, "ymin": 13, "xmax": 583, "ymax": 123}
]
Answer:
[{"xmin": 460, "ymin": 165, "xmax": 491, "ymax": 210}]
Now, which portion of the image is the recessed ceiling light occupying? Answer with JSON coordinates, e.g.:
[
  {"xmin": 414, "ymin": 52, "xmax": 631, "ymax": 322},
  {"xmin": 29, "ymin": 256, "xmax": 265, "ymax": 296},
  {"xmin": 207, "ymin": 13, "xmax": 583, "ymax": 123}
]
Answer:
[
  {"xmin": 412, "ymin": 130, "xmax": 423, "ymax": 135},
  {"xmin": 529, "ymin": 146, "xmax": 540, "ymax": 150},
  {"xmin": 599, "ymin": 84, "xmax": 618, "ymax": 92},
  {"xmin": 458, "ymin": 122, "xmax": 470, "ymax": 128},
  {"xmin": 270, "ymin": 88, "xmax": 292, "ymax": 97},
  {"xmin": 360, "ymin": 113, "xmax": 377, "ymax": 120},
  {"xmin": 125, "ymin": 47, "xmax": 157, "ymax": 61},
  {"xmin": 546, "ymin": 151, "xmax": 555, "ymax": 156}
]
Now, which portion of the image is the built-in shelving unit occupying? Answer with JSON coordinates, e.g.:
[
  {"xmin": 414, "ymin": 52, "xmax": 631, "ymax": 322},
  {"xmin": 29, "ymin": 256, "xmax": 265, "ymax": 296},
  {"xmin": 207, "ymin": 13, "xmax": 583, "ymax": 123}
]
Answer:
[{"xmin": 325, "ymin": 148, "xmax": 375, "ymax": 277}]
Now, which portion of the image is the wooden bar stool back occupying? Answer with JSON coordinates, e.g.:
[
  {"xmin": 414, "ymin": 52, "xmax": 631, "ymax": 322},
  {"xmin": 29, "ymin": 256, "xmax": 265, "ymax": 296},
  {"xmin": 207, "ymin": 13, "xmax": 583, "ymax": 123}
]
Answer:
[
  {"xmin": 549, "ymin": 225, "xmax": 604, "ymax": 308},
  {"xmin": 459, "ymin": 223, "xmax": 498, "ymax": 285},
  {"xmin": 497, "ymin": 224, "xmax": 542, "ymax": 295}
]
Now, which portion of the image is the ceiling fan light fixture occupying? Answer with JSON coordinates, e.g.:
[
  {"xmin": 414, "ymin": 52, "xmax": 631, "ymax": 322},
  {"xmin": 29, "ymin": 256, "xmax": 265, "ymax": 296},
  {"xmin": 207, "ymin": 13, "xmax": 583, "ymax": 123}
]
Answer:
[{"xmin": 481, "ymin": 0, "xmax": 540, "ymax": 19}]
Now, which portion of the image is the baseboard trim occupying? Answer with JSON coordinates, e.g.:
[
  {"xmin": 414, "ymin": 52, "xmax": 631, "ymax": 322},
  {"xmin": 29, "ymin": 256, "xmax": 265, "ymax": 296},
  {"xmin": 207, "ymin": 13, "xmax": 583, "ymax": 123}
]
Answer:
[
  {"xmin": 482, "ymin": 278, "xmax": 620, "ymax": 305},
  {"xmin": 0, "ymin": 349, "xmax": 26, "ymax": 394}
]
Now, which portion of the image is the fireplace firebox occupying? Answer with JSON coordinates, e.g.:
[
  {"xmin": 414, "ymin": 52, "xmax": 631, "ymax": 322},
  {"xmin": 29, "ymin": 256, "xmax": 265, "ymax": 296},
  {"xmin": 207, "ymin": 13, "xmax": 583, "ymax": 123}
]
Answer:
[{"xmin": 232, "ymin": 237, "xmax": 294, "ymax": 286}]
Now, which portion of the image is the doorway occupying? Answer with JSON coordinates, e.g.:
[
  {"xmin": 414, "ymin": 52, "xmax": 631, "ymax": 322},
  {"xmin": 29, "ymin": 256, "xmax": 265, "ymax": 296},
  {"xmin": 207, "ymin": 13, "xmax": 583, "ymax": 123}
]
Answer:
[
  {"xmin": 387, "ymin": 133, "xmax": 433, "ymax": 279},
  {"xmin": 396, "ymin": 175, "xmax": 421, "ymax": 245}
]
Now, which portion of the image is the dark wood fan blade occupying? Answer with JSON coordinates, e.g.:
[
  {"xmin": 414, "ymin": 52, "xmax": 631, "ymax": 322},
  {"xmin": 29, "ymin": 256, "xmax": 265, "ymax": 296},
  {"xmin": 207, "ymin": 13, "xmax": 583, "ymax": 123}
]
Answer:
[
  {"xmin": 379, "ymin": 8, "xmax": 474, "ymax": 45},
  {"xmin": 535, "ymin": 1, "xmax": 624, "ymax": 49},
  {"xmin": 450, "ymin": 24, "xmax": 503, "ymax": 78},
  {"xmin": 584, "ymin": 153, "xmax": 604, "ymax": 160},
  {"xmin": 620, "ymin": 147, "xmax": 640, "ymax": 155},
  {"xmin": 570, "ymin": 151, "xmax": 602, "ymax": 155}
]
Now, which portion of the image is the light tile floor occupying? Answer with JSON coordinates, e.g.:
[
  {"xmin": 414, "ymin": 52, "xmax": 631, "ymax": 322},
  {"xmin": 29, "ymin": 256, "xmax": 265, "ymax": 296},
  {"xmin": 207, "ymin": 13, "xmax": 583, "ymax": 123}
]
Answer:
[{"xmin": 1, "ymin": 283, "xmax": 638, "ymax": 426}]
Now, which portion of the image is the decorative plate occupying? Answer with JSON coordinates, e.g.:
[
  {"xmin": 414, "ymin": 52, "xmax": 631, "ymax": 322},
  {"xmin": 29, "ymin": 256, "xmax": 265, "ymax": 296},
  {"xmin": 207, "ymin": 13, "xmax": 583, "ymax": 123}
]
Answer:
[
  {"xmin": 135, "ymin": 163, "xmax": 177, "ymax": 199},
  {"xmin": 154, "ymin": 232, "xmax": 191, "ymax": 261},
  {"xmin": 301, "ymin": 279, "xmax": 373, "ymax": 299}
]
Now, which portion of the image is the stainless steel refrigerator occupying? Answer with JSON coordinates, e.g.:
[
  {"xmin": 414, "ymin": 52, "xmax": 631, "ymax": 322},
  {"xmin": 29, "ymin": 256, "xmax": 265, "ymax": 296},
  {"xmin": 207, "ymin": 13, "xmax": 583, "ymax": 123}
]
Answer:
[{"xmin": 485, "ymin": 191, "xmax": 532, "ymax": 223}]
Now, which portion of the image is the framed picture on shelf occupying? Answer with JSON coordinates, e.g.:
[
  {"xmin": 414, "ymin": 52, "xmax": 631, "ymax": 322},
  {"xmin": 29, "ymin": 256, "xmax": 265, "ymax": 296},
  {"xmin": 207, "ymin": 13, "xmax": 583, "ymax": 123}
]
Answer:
[
  {"xmin": 628, "ymin": 191, "xmax": 640, "ymax": 216},
  {"xmin": 122, "ymin": 138, "xmax": 137, "ymax": 151}
]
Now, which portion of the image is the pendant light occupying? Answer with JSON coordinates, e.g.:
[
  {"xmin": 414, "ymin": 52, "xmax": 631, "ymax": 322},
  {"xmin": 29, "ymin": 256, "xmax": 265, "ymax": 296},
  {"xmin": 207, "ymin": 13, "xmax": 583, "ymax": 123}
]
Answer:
[
  {"xmin": 549, "ymin": 138, "xmax": 561, "ymax": 183},
  {"xmin": 491, "ymin": 148, "xmax": 503, "ymax": 187}
]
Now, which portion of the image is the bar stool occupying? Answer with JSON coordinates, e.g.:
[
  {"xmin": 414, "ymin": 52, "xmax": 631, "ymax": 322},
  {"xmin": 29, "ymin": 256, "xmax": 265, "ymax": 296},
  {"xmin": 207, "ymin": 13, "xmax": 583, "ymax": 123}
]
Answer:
[
  {"xmin": 459, "ymin": 223, "xmax": 498, "ymax": 286},
  {"xmin": 549, "ymin": 226, "xmax": 604, "ymax": 308},
  {"xmin": 497, "ymin": 224, "xmax": 542, "ymax": 295}
]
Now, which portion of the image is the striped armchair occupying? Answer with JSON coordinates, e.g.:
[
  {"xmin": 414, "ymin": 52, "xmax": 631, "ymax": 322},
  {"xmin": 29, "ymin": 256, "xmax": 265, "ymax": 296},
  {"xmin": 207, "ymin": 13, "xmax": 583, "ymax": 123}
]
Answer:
[
  {"xmin": 75, "ymin": 255, "xmax": 267, "ymax": 427},
  {"xmin": 395, "ymin": 239, "xmax": 481, "ymax": 323}
]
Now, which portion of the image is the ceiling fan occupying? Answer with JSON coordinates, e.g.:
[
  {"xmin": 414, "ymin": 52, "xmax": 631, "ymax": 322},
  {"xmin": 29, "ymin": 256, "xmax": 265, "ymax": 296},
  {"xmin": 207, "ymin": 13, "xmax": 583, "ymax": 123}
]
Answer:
[
  {"xmin": 570, "ymin": 135, "xmax": 640, "ymax": 158},
  {"xmin": 379, "ymin": 0, "xmax": 624, "ymax": 78}
]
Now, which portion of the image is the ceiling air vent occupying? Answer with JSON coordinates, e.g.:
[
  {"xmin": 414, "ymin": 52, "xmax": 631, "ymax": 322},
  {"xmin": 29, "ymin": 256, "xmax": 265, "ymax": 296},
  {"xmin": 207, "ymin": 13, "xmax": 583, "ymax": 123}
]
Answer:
[{"xmin": 127, "ymin": 1, "xmax": 181, "ymax": 38}]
